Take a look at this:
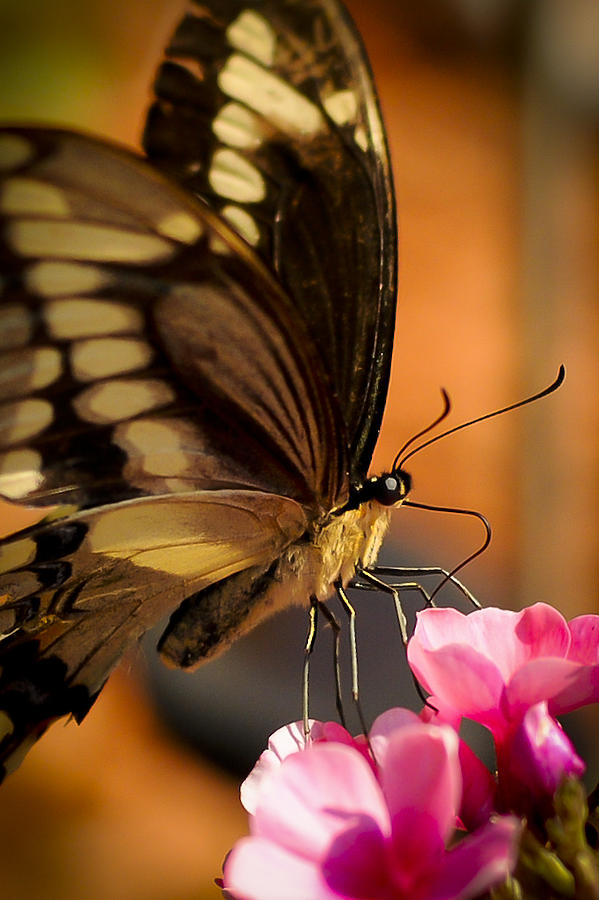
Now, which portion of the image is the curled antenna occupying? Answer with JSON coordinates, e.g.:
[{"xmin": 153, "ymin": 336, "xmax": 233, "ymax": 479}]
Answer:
[
  {"xmin": 403, "ymin": 499, "xmax": 491, "ymax": 604},
  {"xmin": 397, "ymin": 365, "xmax": 565, "ymax": 471},
  {"xmin": 391, "ymin": 389, "xmax": 451, "ymax": 471}
]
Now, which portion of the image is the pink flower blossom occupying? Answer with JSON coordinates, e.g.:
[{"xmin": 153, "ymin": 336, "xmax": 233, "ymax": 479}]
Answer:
[
  {"xmin": 407, "ymin": 603, "xmax": 597, "ymax": 812},
  {"xmin": 407, "ymin": 603, "xmax": 599, "ymax": 737},
  {"xmin": 224, "ymin": 719, "xmax": 519, "ymax": 900}
]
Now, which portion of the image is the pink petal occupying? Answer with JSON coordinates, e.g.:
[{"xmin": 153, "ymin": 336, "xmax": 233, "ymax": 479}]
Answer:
[
  {"xmin": 456, "ymin": 739, "xmax": 497, "ymax": 831},
  {"xmin": 497, "ymin": 703, "xmax": 585, "ymax": 814},
  {"xmin": 419, "ymin": 697, "xmax": 462, "ymax": 731},
  {"xmin": 512, "ymin": 604, "xmax": 571, "ymax": 662},
  {"xmin": 368, "ymin": 707, "xmax": 420, "ymax": 765},
  {"xmin": 252, "ymin": 744, "xmax": 390, "ymax": 861},
  {"xmin": 568, "ymin": 616, "xmax": 599, "ymax": 665},
  {"xmin": 506, "ymin": 657, "xmax": 599, "ymax": 718},
  {"xmin": 381, "ymin": 724, "xmax": 461, "ymax": 868},
  {"xmin": 241, "ymin": 721, "xmax": 311, "ymax": 814},
  {"xmin": 408, "ymin": 638, "xmax": 507, "ymax": 732},
  {"xmin": 412, "ymin": 604, "xmax": 570, "ymax": 681},
  {"xmin": 224, "ymin": 837, "xmax": 339, "ymax": 900},
  {"xmin": 241, "ymin": 720, "xmax": 359, "ymax": 813},
  {"xmin": 426, "ymin": 816, "xmax": 521, "ymax": 900}
]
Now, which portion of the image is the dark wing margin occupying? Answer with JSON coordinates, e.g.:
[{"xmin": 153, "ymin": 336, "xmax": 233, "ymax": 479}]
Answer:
[{"xmin": 143, "ymin": 0, "xmax": 398, "ymax": 480}]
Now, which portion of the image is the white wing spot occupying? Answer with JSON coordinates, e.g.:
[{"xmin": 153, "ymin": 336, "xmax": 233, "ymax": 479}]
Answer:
[
  {"xmin": 221, "ymin": 204, "xmax": 260, "ymax": 246},
  {"xmin": 44, "ymin": 298, "xmax": 144, "ymax": 340},
  {"xmin": 0, "ymin": 347, "xmax": 62, "ymax": 401},
  {"xmin": 213, "ymin": 102, "xmax": 265, "ymax": 150},
  {"xmin": 209, "ymin": 148, "xmax": 266, "ymax": 203},
  {"xmin": 0, "ymin": 135, "xmax": 32, "ymax": 171},
  {"xmin": 26, "ymin": 262, "xmax": 112, "ymax": 297},
  {"xmin": 226, "ymin": 10, "xmax": 276, "ymax": 67},
  {"xmin": 10, "ymin": 221, "xmax": 175, "ymax": 264},
  {"xmin": 70, "ymin": 337, "xmax": 153, "ymax": 382},
  {"xmin": 0, "ymin": 448, "xmax": 43, "ymax": 499},
  {"xmin": 219, "ymin": 54, "xmax": 325, "ymax": 137},
  {"xmin": 0, "ymin": 305, "xmax": 33, "ymax": 350},
  {"xmin": 73, "ymin": 378, "xmax": 175, "ymax": 424},
  {"xmin": 0, "ymin": 398, "xmax": 53, "ymax": 446},
  {"xmin": 1, "ymin": 177, "xmax": 70, "ymax": 217},
  {"xmin": 157, "ymin": 211, "xmax": 203, "ymax": 244}
]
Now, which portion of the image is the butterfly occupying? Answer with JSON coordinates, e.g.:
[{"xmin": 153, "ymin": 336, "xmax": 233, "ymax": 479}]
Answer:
[{"xmin": 0, "ymin": 0, "xmax": 408, "ymax": 777}]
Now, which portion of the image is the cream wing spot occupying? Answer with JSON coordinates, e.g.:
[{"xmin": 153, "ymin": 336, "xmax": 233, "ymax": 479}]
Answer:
[
  {"xmin": 1, "ymin": 178, "xmax": 70, "ymax": 216},
  {"xmin": 0, "ymin": 449, "xmax": 43, "ymax": 499},
  {"xmin": 354, "ymin": 125, "xmax": 368, "ymax": 152},
  {"xmin": 44, "ymin": 298, "xmax": 143, "ymax": 340},
  {"xmin": 323, "ymin": 89, "xmax": 358, "ymax": 126},
  {"xmin": 114, "ymin": 419, "xmax": 188, "ymax": 477},
  {"xmin": 218, "ymin": 55, "xmax": 325, "ymax": 137},
  {"xmin": 209, "ymin": 148, "xmax": 266, "ymax": 203},
  {"xmin": 156, "ymin": 211, "xmax": 203, "ymax": 243},
  {"xmin": 221, "ymin": 205, "xmax": 260, "ymax": 246},
  {"xmin": 70, "ymin": 337, "xmax": 153, "ymax": 382},
  {"xmin": 0, "ymin": 398, "xmax": 53, "ymax": 446},
  {"xmin": 0, "ymin": 536, "xmax": 36, "ymax": 574},
  {"xmin": 10, "ymin": 221, "xmax": 175, "ymax": 264},
  {"xmin": 208, "ymin": 233, "xmax": 233, "ymax": 256},
  {"xmin": 0, "ymin": 305, "xmax": 33, "ymax": 350},
  {"xmin": 26, "ymin": 262, "xmax": 112, "ymax": 297},
  {"xmin": 0, "ymin": 712, "xmax": 13, "ymax": 741},
  {"xmin": 0, "ymin": 135, "xmax": 32, "ymax": 171},
  {"xmin": 73, "ymin": 378, "xmax": 175, "ymax": 424},
  {"xmin": 212, "ymin": 102, "xmax": 265, "ymax": 150},
  {"xmin": 226, "ymin": 10, "xmax": 276, "ymax": 67},
  {"xmin": 0, "ymin": 347, "xmax": 62, "ymax": 400}
]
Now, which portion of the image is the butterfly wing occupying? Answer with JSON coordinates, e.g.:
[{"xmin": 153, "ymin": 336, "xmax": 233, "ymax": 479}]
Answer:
[
  {"xmin": 0, "ymin": 126, "xmax": 348, "ymax": 772},
  {"xmin": 143, "ymin": 0, "xmax": 397, "ymax": 480},
  {"xmin": 0, "ymin": 128, "xmax": 346, "ymax": 512}
]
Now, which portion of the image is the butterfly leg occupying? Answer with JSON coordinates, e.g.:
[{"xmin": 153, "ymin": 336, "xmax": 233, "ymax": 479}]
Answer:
[
  {"xmin": 353, "ymin": 570, "xmax": 436, "ymax": 708},
  {"xmin": 370, "ymin": 565, "xmax": 481, "ymax": 608},
  {"xmin": 302, "ymin": 596, "xmax": 318, "ymax": 736},
  {"xmin": 335, "ymin": 580, "xmax": 368, "ymax": 738},
  {"xmin": 355, "ymin": 568, "xmax": 409, "ymax": 643},
  {"xmin": 317, "ymin": 600, "xmax": 345, "ymax": 729}
]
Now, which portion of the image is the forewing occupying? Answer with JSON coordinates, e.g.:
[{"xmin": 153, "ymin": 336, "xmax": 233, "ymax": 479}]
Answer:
[
  {"xmin": 0, "ymin": 125, "xmax": 348, "ymax": 772},
  {"xmin": 143, "ymin": 0, "xmax": 397, "ymax": 479},
  {"xmin": 0, "ymin": 127, "xmax": 347, "ymax": 514},
  {"xmin": 0, "ymin": 489, "xmax": 307, "ymax": 777}
]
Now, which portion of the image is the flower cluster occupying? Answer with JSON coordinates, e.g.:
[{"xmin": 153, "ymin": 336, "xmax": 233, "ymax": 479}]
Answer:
[{"xmin": 222, "ymin": 603, "xmax": 599, "ymax": 900}]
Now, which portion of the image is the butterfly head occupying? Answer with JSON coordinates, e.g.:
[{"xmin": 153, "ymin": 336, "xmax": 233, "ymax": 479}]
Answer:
[{"xmin": 347, "ymin": 468, "xmax": 411, "ymax": 511}]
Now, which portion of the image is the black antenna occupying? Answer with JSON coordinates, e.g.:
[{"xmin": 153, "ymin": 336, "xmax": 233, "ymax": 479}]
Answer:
[
  {"xmin": 392, "ymin": 390, "xmax": 451, "ymax": 472},
  {"xmin": 397, "ymin": 365, "xmax": 565, "ymax": 470}
]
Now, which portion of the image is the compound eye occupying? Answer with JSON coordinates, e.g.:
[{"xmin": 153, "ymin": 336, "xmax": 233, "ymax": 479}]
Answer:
[{"xmin": 370, "ymin": 470, "xmax": 411, "ymax": 506}]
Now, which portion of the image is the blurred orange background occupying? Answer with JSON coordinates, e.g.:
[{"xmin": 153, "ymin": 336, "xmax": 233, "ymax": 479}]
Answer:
[{"xmin": 0, "ymin": 0, "xmax": 598, "ymax": 897}]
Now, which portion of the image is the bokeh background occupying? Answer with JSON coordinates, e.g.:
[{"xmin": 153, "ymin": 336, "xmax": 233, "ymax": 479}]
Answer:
[{"xmin": 0, "ymin": 0, "xmax": 598, "ymax": 897}]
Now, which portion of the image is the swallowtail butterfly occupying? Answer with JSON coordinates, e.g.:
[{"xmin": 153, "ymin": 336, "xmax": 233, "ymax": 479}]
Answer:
[{"xmin": 0, "ymin": 0, "xmax": 405, "ymax": 777}]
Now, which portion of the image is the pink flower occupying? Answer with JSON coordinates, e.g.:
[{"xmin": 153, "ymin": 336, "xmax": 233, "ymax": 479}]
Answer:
[
  {"xmin": 407, "ymin": 604, "xmax": 599, "ymax": 737},
  {"xmin": 407, "ymin": 603, "xmax": 596, "ymax": 812},
  {"xmin": 224, "ymin": 719, "xmax": 519, "ymax": 900}
]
